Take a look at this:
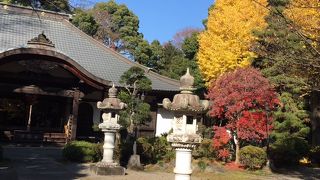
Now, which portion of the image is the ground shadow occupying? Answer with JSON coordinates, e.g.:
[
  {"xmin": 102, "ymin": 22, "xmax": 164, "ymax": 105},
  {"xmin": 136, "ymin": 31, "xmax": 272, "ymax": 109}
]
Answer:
[
  {"xmin": 0, "ymin": 144, "xmax": 91, "ymax": 180},
  {"xmin": 271, "ymin": 165, "xmax": 320, "ymax": 179}
]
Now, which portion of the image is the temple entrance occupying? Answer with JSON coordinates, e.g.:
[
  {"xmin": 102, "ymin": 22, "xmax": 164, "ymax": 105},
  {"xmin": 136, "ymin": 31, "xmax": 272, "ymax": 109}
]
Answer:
[
  {"xmin": 76, "ymin": 103, "xmax": 94, "ymax": 138},
  {"xmin": 0, "ymin": 97, "xmax": 26, "ymax": 131},
  {"xmin": 0, "ymin": 36, "xmax": 108, "ymax": 143},
  {"xmin": 0, "ymin": 95, "xmax": 70, "ymax": 143},
  {"xmin": 29, "ymin": 96, "xmax": 67, "ymax": 132}
]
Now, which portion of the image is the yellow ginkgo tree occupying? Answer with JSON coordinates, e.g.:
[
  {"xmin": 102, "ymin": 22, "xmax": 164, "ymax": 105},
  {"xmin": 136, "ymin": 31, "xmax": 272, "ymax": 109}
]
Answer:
[
  {"xmin": 197, "ymin": 0, "xmax": 269, "ymax": 86},
  {"xmin": 284, "ymin": 0, "xmax": 320, "ymax": 53}
]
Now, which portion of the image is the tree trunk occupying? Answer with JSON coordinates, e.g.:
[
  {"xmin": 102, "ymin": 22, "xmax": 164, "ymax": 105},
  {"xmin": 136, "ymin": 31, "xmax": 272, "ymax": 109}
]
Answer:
[
  {"xmin": 233, "ymin": 132, "xmax": 240, "ymax": 164},
  {"xmin": 235, "ymin": 141, "xmax": 240, "ymax": 164}
]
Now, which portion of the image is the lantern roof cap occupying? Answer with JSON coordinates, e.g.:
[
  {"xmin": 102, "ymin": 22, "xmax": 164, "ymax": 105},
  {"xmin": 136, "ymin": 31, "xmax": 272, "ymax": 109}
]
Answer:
[
  {"xmin": 97, "ymin": 83, "xmax": 126, "ymax": 110},
  {"xmin": 108, "ymin": 83, "xmax": 118, "ymax": 98},
  {"xmin": 179, "ymin": 68, "xmax": 196, "ymax": 92},
  {"xmin": 162, "ymin": 68, "xmax": 209, "ymax": 113}
]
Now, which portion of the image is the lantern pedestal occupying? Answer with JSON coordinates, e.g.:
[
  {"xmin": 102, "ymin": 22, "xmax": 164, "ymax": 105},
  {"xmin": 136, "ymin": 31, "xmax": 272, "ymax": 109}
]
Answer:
[
  {"xmin": 91, "ymin": 84, "xmax": 127, "ymax": 176},
  {"xmin": 91, "ymin": 124, "xmax": 125, "ymax": 175},
  {"xmin": 100, "ymin": 127, "xmax": 117, "ymax": 164},
  {"xmin": 170, "ymin": 140, "xmax": 198, "ymax": 180},
  {"xmin": 174, "ymin": 148, "xmax": 192, "ymax": 180}
]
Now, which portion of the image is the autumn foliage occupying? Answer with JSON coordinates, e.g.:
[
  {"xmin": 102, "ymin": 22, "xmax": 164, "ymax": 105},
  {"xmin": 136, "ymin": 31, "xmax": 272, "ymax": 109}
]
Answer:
[
  {"xmin": 208, "ymin": 67, "xmax": 279, "ymax": 163},
  {"xmin": 197, "ymin": 0, "xmax": 269, "ymax": 86},
  {"xmin": 237, "ymin": 111, "xmax": 271, "ymax": 142},
  {"xmin": 212, "ymin": 126, "xmax": 231, "ymax": 161},
  {"xmin": 208, "ymin": 68, "xmax": 279, "ymax": 121},
  {"xmin": 212, "ymin": 126, "xmax": 231, "ymax": 149},
  {"xmin": 284, "ymin": 0, "xmax": 320, "ymax": 51}
]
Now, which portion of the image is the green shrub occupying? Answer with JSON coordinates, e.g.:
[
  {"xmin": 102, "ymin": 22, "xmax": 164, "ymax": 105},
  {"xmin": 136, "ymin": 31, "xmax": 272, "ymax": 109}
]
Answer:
[
  {"xmin": 310, "ymin": 146, "xmax": 320, "ymax": 164},
  {"xmin": 240, "ymin": 145, "xmax": 267, "ymax": 170},
  {"xmin": 163, "ymin": 149, "xmax": 175, "ymax": 162},
  {"xmin": 137, "ymin": 135, "xmax": 173, "ymax": 164},
  {"xmin": 193, "ymin": 138, "xmax": 215, "ymax": 159},
  {"xmin": 270, "ymin": 137, "xmax": 309, "ymax": 166},
  {"xmin": 62, "ymin": 141, "xmax": 102, "ymax": 163}
]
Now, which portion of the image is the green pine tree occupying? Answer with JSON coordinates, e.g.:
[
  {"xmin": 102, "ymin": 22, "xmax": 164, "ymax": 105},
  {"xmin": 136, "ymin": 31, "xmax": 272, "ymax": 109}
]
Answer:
[
  {"xmin": 253, "ymin": 0, "xmax": 313, "ymax": 165},
  {"xmin": 270, "ymin": 93, "xmax": 310, "ymax": 165},
  {"xmin": 118, "ymin": 66, "xmax": 152, "ymax": 134}
]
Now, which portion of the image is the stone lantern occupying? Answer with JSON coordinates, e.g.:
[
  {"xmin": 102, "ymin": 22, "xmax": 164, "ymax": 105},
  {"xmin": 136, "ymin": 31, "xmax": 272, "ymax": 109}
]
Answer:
[
  {"xmin": 162, "ymin": 68, "xmax": 209, "ymax": 180},
  {"xmin": 91, "ymin": 84, "xmax": 127, "ymax": 175}
]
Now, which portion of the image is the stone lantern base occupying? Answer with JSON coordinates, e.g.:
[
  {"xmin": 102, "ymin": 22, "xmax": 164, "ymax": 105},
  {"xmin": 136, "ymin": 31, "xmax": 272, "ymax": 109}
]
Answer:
[
  {"xmin": 174, "ymin": 148, "xmax": 192, "ymax": 180},
  {"xmin": 90, "ymin": 125, "xmax": 125, "ymax": 175},
  {"xmin": 90, "ymin": 162, "xmax": 125, "ymax": 175},
  {"xmin": 170, "ymin": 140, "xmax": 199, "ymax": 180}
]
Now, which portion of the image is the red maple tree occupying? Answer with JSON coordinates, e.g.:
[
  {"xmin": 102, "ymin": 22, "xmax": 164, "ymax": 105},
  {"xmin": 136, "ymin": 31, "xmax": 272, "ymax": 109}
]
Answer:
[
  {"xmin": 212, "ymin": 126, "xmax": 231, "ymax": 161},
  {"xmin": 207, "ymin": 67, "xmax": 279, "ymax": 164},
  {"xmin": 237, "ymin": 111, "xmax": 272, "ymax": 142}
]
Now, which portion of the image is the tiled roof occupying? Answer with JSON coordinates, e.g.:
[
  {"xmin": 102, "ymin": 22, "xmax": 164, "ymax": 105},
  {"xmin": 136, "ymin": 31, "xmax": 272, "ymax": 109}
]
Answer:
[{"xmin": 0, "ymin": 4, "xmax": 180, "ymax": 91}]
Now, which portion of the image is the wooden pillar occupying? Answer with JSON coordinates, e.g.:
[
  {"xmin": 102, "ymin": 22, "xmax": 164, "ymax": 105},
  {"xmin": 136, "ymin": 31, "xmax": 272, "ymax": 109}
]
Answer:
[{"xmin": 70, "ymin": 89, "xmax": 81, "ymax": 140}]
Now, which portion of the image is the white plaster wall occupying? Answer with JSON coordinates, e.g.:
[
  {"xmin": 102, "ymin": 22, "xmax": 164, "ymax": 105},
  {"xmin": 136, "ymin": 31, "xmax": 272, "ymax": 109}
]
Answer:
[
  {"xmin": 88, "ymin": 102, "xmax": 101, "ymax": 124},
  {"xmin": 156, "ymin": 108, "xmax": 174, "ymax": 137}
]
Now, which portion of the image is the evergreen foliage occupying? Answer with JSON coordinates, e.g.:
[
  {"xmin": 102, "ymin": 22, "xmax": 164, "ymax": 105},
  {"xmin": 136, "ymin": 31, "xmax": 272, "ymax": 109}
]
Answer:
[
  {"xmin": 252, "ymin": 0, "xmax": 314, "ymax": 165},
  {"xmin": 70, "ymin": 1, "xmax": 205, "ymax": 90},
  {"xmin": 284, "ymin": 0, "xmax": 319, "ymax": 55},
  {"xmin": 158, "ymin": 42, "xmax": 191, "ymax": 79},
  {"xmin": 91, "ymin": 1, "xmax": 140, "ymax": 52},
  {"xmin": 155, "ymin": 41, "xmax": 205, "ymax": 90},
  {"xmin": 118, "ymin": 67, "xmax": 152, "ymax": 133},
  {"xmin": 72, "ymin": 9, "xmax": 98, "ymax": 36},
  {"xmin": 252, "ymin": 0, "xmax": 317, "ymax": 94},
  {"xmin": 269, "ymin": 93, "xmax": 310, "ymax": 165}
]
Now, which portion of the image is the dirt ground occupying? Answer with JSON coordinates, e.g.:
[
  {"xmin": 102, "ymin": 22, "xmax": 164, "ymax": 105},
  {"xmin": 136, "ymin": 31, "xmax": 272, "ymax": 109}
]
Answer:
[{"xmin": 1, "ymin": 146, "xmax": 320, "ymax": 180}]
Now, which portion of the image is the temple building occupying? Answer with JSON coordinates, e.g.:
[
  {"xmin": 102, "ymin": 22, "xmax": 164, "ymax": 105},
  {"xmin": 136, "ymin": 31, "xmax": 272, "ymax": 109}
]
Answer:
[{"xmin": 0, "ymin": 3, "xmax": 179, "ymax": 143}]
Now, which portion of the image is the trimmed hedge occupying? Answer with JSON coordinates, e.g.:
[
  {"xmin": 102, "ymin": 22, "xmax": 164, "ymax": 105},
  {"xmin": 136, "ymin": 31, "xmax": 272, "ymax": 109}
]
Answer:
[
  {"xmin": 240, "ymin": 145, "xmax": 267, "ymax": 170},
  {"xmin": 62, "ymin": 141, "xmax": 102, "ymax": 163}
]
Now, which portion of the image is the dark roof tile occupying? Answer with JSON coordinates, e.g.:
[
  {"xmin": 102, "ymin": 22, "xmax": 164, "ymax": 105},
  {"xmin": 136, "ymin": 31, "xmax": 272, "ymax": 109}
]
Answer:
[{"xmin": 0, "ymin": 5, "xmax": 180, "ymax": 91}]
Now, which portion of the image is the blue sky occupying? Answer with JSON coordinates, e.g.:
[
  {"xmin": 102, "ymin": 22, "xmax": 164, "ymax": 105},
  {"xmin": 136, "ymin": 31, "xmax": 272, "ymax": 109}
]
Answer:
[{"xmin": 72, "ymin": 0, "xmax": 213, "ymax": 44}]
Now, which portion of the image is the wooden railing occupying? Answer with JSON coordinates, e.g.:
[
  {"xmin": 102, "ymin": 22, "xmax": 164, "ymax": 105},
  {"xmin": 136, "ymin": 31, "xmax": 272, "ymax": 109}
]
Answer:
[{"xmin": 65, "ymin": 115, "xmax": 73, "ymax": 143}]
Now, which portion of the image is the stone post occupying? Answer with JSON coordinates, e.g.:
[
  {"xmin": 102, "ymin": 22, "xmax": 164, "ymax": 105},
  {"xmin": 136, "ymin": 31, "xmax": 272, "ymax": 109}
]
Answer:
[
  {"xmin": 101, "ymin": 130, "xmax": 116, "ymax": 164},
  {"xmin": 174, "ymin": 146, "xmax": 193, "ymax": 180}
]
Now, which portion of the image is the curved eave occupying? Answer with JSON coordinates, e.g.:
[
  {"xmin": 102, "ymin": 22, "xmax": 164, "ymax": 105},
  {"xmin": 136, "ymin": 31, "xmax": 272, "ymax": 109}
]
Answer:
[{"xmin": 0, "ymin": 47, "xmax": 111, "ymax": 90}]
